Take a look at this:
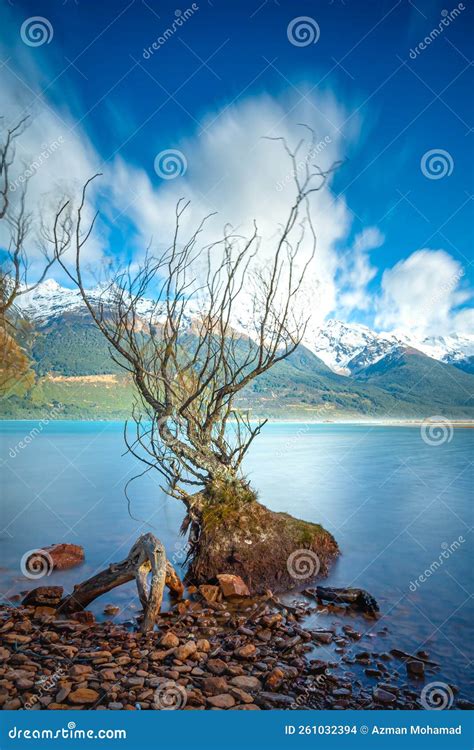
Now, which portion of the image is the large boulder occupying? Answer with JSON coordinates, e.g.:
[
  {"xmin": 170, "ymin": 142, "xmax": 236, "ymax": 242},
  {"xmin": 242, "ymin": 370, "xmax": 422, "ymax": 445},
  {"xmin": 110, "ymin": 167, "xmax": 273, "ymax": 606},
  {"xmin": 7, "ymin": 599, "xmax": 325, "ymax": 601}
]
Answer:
[
  {"xmin": 217, "ymin": 574, "xmax": 250, "ymax": 598},
  {"xmin": 44, "ymin": 543, "xmax": 85, "ymax": 570}
]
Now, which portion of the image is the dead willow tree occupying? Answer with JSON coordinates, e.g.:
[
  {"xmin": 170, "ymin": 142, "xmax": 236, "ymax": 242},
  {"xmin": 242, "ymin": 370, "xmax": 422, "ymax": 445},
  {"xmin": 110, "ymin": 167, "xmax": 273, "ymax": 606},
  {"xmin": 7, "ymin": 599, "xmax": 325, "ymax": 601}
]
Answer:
[
  {"xmin": 0, "ymin": 116, "xmax": 63, "ymax": 394},
  {"xmin": 55, "ymin": 133, "xmax": 340, "ymax": 593}
]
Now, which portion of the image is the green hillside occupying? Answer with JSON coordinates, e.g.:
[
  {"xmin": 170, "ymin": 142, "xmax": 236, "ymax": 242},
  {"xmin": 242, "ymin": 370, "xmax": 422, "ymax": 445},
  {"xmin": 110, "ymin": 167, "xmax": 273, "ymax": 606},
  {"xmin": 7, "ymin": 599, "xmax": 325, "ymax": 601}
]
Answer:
[{"xmin": 1, "ymin": 313, "xmax": 473, "ymax": 420}]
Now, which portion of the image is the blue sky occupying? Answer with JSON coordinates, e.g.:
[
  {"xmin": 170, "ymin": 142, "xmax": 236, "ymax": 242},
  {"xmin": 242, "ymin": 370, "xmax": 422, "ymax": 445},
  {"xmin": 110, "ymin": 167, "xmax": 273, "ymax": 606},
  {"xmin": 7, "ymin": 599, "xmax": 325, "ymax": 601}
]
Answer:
[{"xmin": 0, "ymin": 0, "xmax": 472, "ymax": 335}]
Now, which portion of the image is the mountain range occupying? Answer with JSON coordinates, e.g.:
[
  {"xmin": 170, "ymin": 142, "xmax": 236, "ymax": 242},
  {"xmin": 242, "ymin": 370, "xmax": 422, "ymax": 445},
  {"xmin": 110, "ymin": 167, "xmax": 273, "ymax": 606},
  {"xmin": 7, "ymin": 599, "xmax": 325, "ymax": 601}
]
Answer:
[{"xmin": 2, "ymin": 279, "xmax": 473, "ymax": 420}]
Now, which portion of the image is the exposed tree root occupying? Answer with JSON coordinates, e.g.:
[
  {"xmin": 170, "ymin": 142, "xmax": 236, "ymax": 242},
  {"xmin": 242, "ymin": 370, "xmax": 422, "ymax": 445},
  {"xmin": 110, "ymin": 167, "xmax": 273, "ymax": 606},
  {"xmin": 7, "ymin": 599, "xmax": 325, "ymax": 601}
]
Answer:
[{"xmin": 59, "ymin": 533, "xmax": 183, "ymax": 632}]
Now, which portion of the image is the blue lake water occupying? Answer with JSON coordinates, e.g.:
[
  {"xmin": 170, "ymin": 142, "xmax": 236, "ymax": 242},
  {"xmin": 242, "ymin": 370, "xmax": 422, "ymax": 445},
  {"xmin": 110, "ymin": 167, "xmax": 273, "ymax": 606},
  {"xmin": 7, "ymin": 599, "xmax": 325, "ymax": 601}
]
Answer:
[{"xmin": 0, "ymin": 421, "xmax": 472, "ymax": 698}]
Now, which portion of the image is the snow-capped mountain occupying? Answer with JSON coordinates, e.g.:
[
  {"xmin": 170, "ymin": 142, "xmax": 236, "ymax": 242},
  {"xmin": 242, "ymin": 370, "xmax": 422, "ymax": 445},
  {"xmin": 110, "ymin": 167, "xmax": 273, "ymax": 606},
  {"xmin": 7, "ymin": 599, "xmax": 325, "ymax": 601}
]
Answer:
[{"xmin": 16, "ymin": 280, "xmax": 474, "ymax": 374}]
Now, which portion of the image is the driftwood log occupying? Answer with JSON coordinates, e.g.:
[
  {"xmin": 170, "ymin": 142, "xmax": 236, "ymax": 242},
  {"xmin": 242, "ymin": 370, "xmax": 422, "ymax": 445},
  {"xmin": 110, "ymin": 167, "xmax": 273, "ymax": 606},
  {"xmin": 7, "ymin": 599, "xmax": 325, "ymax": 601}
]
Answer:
[
  {"xmin": 59, "ymin": 533, "xmax": 183, "ymax": 632},
  {"xmin": 304, "ymin": 585, "xmax": 379, "ymax": 615}
]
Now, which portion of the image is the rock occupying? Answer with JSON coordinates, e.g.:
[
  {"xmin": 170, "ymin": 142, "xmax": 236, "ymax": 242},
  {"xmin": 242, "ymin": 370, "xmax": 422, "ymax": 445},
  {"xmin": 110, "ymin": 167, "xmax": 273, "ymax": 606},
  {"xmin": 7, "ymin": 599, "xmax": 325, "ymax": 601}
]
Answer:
[
  {"xmin": 100, "ymin": 670, "xmax": 116, "ymax": 681},
  {"xmin": 202, "ymin": 677, "xmax": 229, "ymax": 695},
  {"xmin": 258, "ymin": 692, "xmax": 294, "ymax": 706},
  {"xmin": 2, "ymin": 633, "xmax": 31, "ymax": 644},
  {"xmin": 235, "ymin": 644, "xmax": 257, "ymax": 659},
  {"xmin": 0, "ymin": 647, "xmax": 10, "ymax": 661},
  {"xmin": 266, "ymin": 667, "xmax": 285, "ymax": 689},
  {"xmin": 365, "ymin": 668, "xmax": 382, "ymax": 678},
  {"xmin": 230, "ymin": 675, "xmax": 262, "ymax": 691},
  {"xmin": 406, "ymin": 660, "xmax": 425, "ymax": 679},
  {"xmin": 68, "ymin": 688, "xmax": 100, "ymax": 704},
  {"xmin": 126, "ymin": 676, "xmax": 145, "ymax": 687},
  {"xmin": 196, "ymin": 639, "xmax": 211, "ymax": 653},
  {"xmin": 44, "ymin": 543, "xmax": 85, "ymax": 570},
  {"xmin": 176, "ymin": 641, "xmax": 197, "ymax": 661},
  {"xmin": 457, "ymin": 699, "xmax": 474, "ymax": 710},
  {"xmin": 71, "ymin": 611, "xmax": 95, "ymax": 624},
  {"xmin": 313, "ymin": 631, "xmax": 333, "ymax": 644},
  {"xmin": 4, "ymin": 698, "xmax": 22, "ymax": 710},
  {"xmin": 108, "ymin": 702, "xmax": 124, "ymax": 710},
  {"xmin": 199, "ymin": 585, "xmax": 220, "ymax": 603},
  {"xmin": 234, "ymin": 703, "xmax": 261, "ymax": 710},
  {"xmin": 47, "ymin": 703, "xmax": 70, "ymax": 710},
  {"xmin": 217, "ymin": 574, "xmax": 250, "ymax": 598},
  {"xmin": 207, "ymin": 658, "xmax": 227, "ymax": 675},
  {"xmin": 230, "ymin": 687, "xmax": 254, "ymax": 704},
  {"xmin": 33, "ymin": 606, "xmax": 56, "ymax": 621},
  {"xmin": 373, "ymin": 687, "xmax": 397, "ymax": 705},
  {"xmin": 103, "ymin": 604, "xmax": 120, "ymax": 616},
  {"xmin": 70, "ymin": 665, "xmax": 92, "ymax": 677},
  {"xmin": 207, "ymin": 693, "xmax": 236, "ymax": 708},
  {"xmin": 22, "ymin": 586, "xmax": 63, "ymax": 607},
  {"xmin": 56, "ymin": 685, "xmax": 72, "ymax": 702},
  {"xmin": 160, "ymin": 632, "xmax": 180, "ymax": 648},
  {"xmin": 16, "ymin": 677, "xmax": 35, "ymax": 690}
]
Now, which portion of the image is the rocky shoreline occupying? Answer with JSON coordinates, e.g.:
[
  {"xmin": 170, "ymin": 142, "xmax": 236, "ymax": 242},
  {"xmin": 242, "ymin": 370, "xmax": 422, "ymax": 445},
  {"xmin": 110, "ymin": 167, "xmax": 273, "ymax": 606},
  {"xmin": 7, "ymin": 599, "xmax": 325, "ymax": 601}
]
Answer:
[{"xmin": 1, "ymin": 580, "xmax": 471, "ymax": 711}]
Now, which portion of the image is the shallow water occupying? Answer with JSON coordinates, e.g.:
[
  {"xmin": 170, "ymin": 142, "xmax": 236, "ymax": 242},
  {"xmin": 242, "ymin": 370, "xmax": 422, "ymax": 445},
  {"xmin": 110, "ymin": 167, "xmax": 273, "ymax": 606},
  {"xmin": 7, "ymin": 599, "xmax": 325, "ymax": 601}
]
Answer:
[{"xmin": 0, "ymin": 421, "xmax": 472, "ymax": 698}]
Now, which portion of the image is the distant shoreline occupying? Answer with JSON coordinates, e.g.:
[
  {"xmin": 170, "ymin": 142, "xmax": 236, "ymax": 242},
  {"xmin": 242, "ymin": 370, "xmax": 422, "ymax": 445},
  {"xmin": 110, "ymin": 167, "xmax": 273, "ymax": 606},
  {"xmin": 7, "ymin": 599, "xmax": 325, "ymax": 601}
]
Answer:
[{"xmin": 1, "ymin": 418, "xmax": 473, "ymax": 428}]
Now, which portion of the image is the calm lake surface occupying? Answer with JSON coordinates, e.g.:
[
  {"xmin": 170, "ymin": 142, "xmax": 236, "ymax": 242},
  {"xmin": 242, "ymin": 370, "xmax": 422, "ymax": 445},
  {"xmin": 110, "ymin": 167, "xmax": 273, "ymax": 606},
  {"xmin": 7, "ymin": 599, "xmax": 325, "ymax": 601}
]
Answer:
[{"xmin": 1, "ymin": 421, "xmax": 472, "ymax": 698}]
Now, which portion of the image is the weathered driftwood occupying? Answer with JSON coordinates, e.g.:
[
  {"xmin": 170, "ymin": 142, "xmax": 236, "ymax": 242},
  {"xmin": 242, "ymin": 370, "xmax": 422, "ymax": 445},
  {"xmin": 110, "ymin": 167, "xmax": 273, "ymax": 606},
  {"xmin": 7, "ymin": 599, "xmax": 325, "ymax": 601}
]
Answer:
[
  {"xmin": 304, "ymin": 585, "xmax": 379, "ymax": 615},
  {"xmin": 390, "ymin": 649, "xmax": 439, "ymax": 666},
  {"xmin": 59, "ymin": 533, "xmax": 183, "ymax": 632}
]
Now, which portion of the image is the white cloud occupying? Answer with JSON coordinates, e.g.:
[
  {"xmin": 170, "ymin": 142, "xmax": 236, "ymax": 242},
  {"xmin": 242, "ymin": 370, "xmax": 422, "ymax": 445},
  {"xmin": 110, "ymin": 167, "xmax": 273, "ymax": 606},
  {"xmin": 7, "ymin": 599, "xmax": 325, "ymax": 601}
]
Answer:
[
  {"xmin": 375, "ymin": 249, "xmax": 472, "ymax": 336},
  {"xmin": 338, "ymin": 226, "xmax": 383, "ymax": 314}
]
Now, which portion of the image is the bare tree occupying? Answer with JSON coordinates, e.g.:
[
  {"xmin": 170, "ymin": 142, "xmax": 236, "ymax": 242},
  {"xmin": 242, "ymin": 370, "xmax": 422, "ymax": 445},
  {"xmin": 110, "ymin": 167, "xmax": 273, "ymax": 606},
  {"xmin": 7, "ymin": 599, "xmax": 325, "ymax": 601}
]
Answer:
[
  {"xmin": 55, "ymin": 133, "xmax": 340, "ymax": 592},
  {"xmin": 0, "ymin": 116, "xmax": 60, "ymax": 319}
]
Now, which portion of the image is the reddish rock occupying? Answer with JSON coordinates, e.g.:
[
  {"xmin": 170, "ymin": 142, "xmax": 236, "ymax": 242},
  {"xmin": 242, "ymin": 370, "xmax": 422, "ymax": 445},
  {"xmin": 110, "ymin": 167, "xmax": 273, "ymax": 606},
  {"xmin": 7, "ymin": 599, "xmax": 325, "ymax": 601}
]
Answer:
[
  {"xmin": 230, "ymin": 687, "xmax": 254, "ymax": 704},
  {"xmin": 230, "ymin": 675, "xmax": 262, "ymax": 690},
  {"xmin": 235, "ymin": 644, "xmax": 257, "ymax": 659},
  {"xmin": 202, "ymin": 677, "xmax": 228, "ymax": 695},
  {"xmin": 45, "ymin": 544, "xmax": 85, "ymax": 570},
  {"xmin": 160, "ymin": 632, "xmax": 180, "ymax": 648},
  {"xmin": 71, "ymin": 611, "xmax": 95, "ymax": 625},
  {"xmin": 199, "ymin": 585, "xmax": 220, "ymax": 603},
  {"xmin": 103, "ymin": 604, "xmax": 120, "ymax": 616},
  {"xmin": 70, "ymin": 665, "xmax": 92, "ymax": 677},
  {"xmin": 69, "ymin": 688, "xmax": 99, "ymax": 704},
  {"xmin": 176, "ymin": 641, "xmax": 197, "ymax": 661},
  {"xmin": 196, "ymin": 639, "xmax": 211, "ymax": 653},
  {"xmin": 266, "ymin": 667, "xmax": 285, "ymax": 689},
  {"xmin": 33, "ymin": 606, "xmax": 56, "ymax": 621},
  {"xmin": 207, "ymin": 693, "xmax": 236, "ymax": 708},
  {"xmin": 207, "ymin": 659, "xmax": 227, "ymax": 676},
  {"xmin": 217, "ymin": 574, "xmax": 250, "ymax": 598},
  {"xmin": 22, "ymin": 587, "xmax": 63, "ymax": 607}
]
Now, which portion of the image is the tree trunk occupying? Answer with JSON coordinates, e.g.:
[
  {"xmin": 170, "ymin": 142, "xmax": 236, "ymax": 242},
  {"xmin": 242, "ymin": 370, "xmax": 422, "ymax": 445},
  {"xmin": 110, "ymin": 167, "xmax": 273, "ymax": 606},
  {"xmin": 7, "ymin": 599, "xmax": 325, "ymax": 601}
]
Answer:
[
  {"xmin": 59, "ymin": 533, "xmax": 183, "ymax": 632},
  {"xmin": 184, "ymin": 479, "xmax": 339, "ymax": 594}
]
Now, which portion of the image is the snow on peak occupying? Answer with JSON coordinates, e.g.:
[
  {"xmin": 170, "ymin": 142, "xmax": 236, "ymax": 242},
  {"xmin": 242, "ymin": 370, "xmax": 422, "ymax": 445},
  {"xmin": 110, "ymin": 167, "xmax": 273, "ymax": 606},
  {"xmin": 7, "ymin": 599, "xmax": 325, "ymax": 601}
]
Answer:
[{"xmin": 16, "ymin": 278, "xmax": 474, "ymax": 372}]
